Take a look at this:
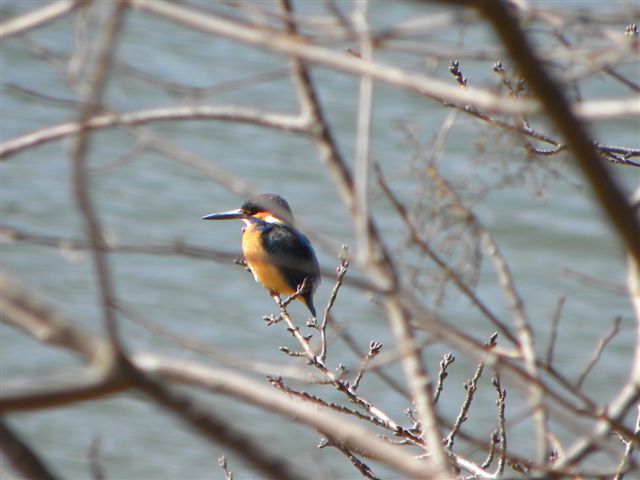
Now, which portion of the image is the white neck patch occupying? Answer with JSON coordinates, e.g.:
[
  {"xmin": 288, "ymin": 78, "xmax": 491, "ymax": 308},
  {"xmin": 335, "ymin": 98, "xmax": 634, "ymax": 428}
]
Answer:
[{"xmin": 262, "ymin": 215, "xmax": 285, "ymax": 225}]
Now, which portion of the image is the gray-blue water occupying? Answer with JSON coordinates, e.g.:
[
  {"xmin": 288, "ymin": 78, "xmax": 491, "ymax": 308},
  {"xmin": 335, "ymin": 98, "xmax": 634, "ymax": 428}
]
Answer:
[{"xmin": 2, "ymin": 1, "xmax": 639, "ymax": 478}]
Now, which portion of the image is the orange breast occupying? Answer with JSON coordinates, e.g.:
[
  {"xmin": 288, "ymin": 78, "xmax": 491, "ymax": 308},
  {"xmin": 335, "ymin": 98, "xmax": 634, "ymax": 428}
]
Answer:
[{"xmin": 242, "ymin": 224, "xmax": 295, "ymax": 296}]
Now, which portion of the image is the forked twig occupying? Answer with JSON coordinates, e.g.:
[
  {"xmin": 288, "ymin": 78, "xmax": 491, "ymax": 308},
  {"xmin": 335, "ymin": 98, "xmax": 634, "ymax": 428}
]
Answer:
[
  {"xmin": 351, "ymin": 341, "xmax": 383, "ymax": 392},
  {"xmin": 315, "ymin": 247, "xmax": 349, "ymax": 363},
  {"xmin": 445, "ymin": 333, "xmax": 498, "ymax": 450}
]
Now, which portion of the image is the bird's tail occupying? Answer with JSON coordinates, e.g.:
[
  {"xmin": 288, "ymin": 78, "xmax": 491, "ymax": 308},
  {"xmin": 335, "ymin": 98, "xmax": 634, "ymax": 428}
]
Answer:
[{"xmin": 301, "ymin": 292, "xmax": 317, "ymax": 318}]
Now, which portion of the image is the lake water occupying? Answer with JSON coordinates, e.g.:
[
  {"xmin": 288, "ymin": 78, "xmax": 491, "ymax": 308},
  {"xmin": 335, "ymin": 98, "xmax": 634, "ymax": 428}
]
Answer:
[{"xmin": 1, "ymin": 1, "xmax": 639, "ymax": 478}]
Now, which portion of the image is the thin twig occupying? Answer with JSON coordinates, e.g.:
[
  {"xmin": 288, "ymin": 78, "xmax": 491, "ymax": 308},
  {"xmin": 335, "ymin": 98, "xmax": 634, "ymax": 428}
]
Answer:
[
  {"xmin": 0, "ymin": 106, "xmax": 308, "ymax": 160},
  {"xmin": 545, "ymin": 296, "xmax": 566, "ymax": 367},
  {"xmin": 560, "ymin": 267, "xmax": 627, "ymax": 296},
  {"xmin": 433, "ymin": 353, "xmax": 455, "ymax": 404},
  {"xmin": 268, "ymin": 376, "xmax": 422, "ymax": 445},
  {"xmin": 351, "ymin": 341, "xmax": 383, "ymax": 392},
  {"xmin": 329, "ymin": 319, "xmax": 410, "ymax": 397},
  {"xmin": 89, "ymin": 437, "xmax": 105, "ymax": 480},
  {"xmin": 280, "ymin": 312, "xmax": 315, "ymax": 358},
  {"xmin": 320, "ymin": 440, "xmax": 380, "ymax": 480},
  {"xmin": 316, "ymin": 247, "xmax": 349, "ymax": 363},
  {"xmin": 218, "ymin": 455, "xmax": 233, "ymax": 480},
  {"xmin": 576, "ymin": 316, "xmax": 622, "ymax": 389},
  {"xmin": 492, "ymin": 374, "xmax": 507, "ymax": 476},
  {"xmin": 445, "ymin": 334, "xmax": 497, "ymax": 450},
  {"xmin": 481, "ymin": 431, "xmax": 500, "ymax": 470},
  {"xmin": 274, "ymin": 299, "xmax": 404, "ymax": 434},
  {"xmin": 613, "ymin": 405, "xmax": 640, "ymax": 480}
]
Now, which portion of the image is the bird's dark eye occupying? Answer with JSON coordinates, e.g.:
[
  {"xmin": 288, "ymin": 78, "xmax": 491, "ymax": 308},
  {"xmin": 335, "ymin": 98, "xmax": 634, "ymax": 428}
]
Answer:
[{"xmin": 241, "ymin": 203, "xmax": 258, "ymax": 216}]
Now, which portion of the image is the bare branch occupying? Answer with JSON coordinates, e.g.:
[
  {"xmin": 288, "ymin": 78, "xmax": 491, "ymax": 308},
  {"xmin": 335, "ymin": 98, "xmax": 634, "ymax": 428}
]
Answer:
[
  {"xmin": 352, "ymin": 0, "xmax": 375, "ymax": 266},
  {"xmin": 130, "ymin": 366, "xmax": 305, "ymax": 480},
  {"xmin": 1, "ymin": 275, "xmax": 433, "ymax": 478},
  {"xmin": 476, "ymin": 0, "xmax": 640, "ymax": 280},
  {"xmin": 129, "ymin": 0, "xmax": 640, "ymax": 122},
  {"xmin": 613, "ymin": 405, "xmax": 640, "ymax": 480},
  {"xmin": 0, "ymin": 272, "xmax": 102, "ymax": 359},
  {"xmin": 554, "ymin": 382, "xmax": 640, "ymax": 470},
  {"xmin": 0, "ymin": 368, "xmax": 128, "ymax": 413},
  {"xmin": 69, "ymin": 0, "xmax": 128, "ymax": 353},
  {"xmin": 130, "ymin": 0, "xmax": 536, "ymax": 116},
  {"xmin": 0, "ymin": 106, "xmax": 308, "ymax": 160},
  {"xmin": 138, "ymin": 354, "xmax": 438, "ymax": 478},
  {"xmin": 0, "ymin": 224, "xmax": 379, "ymax": 294},
  {"xmin": 627, "ymin": 253, "xmax": 640, "ymax": 383},
  {"xmin": 0, "ymin": 418, "xmax": 59, "ymax": 480},
  {"xmin": 0, "ymin": 0, "xmax": 78, "ymax": 39}
]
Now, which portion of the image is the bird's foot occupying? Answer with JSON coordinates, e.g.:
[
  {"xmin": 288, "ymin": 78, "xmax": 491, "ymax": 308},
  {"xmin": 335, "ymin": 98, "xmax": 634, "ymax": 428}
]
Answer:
[{"xmin": 234, "ymin": 257, "xmax": 251, "ymax": 273}]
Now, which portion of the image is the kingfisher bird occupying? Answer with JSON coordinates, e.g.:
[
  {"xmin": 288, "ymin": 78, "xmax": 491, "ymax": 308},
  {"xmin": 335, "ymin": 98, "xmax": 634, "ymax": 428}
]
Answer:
[{"xmin": 202, "ymin": 193, "xmax": 320, "ymax": 317}]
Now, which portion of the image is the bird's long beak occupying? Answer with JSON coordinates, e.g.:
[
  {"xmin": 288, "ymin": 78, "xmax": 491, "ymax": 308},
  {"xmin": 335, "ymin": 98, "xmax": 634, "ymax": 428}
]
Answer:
[{"xmin": 201, "ymin": 209, "xmax": 245, "ymax": 220}]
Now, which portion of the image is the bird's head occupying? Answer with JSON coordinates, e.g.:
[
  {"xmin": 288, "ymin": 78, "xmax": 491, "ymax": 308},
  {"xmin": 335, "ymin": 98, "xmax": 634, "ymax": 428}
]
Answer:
[{"xmin": 202, "ymin": 193, "xmax": 295, "ymax": 227}]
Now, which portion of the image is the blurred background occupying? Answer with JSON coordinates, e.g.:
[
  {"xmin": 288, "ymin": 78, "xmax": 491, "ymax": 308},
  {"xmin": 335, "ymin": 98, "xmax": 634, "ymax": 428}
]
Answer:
[{"xmin": 1, "ymin": 1, "xmax": 638, "ymax": 478}]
